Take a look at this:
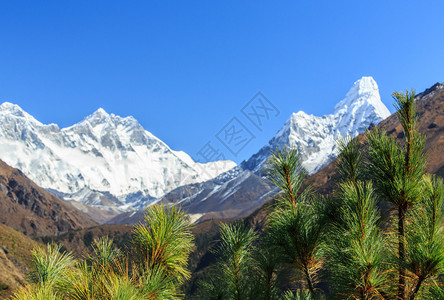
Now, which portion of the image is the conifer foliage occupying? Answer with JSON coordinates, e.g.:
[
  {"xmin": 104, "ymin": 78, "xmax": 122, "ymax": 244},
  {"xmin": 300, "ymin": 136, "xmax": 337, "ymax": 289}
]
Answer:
[
  {"xmin": 12, "ymin": 205, "xmax": 194, "ymax": 300},
  {"xmin": 266, "ymin": 148, "xmax": 324, "ymax": 296},
  {"xmin": 324, "ymin": 137, "xmax": 388, "ymax": 299},
  {"xmin": 199, "ymin": 90, "xmax": 444, "ymax": 299},
  {"xmin": 365, "ymin": 90, "xmax": 441, "ymax": 299}
]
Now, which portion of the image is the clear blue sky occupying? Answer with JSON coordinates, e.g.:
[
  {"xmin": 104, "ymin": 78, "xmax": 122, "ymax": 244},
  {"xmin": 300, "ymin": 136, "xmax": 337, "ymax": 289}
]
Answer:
[{"xmin": 1, "ymin": 1, "xmax": 443, "ymax": 163}]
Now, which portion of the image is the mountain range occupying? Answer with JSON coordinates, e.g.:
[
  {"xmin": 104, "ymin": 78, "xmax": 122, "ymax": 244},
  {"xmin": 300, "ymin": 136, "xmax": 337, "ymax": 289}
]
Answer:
[
  {"xmin": 107, "ymin": 76, "xmax": 391, "ymax": 224},
  {"xmin": 0, "ymin": 103, "xmax": 235, "ymax": 216},
  {"xmin": 0, "ymin": 76, "xmax": 390, "ymax": 223}
]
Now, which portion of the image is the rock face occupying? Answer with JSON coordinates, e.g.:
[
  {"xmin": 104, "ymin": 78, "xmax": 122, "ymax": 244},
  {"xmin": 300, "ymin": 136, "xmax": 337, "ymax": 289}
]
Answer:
[
  {"xmin": 108, "ymin": 76, "xmax": 391, "ymax": 224},
  {"xmin": 0, "ymin": 160, "xmax": 97, "ymax": 236},
  {"xmin": 0, "ymin": 104, "xmax": 236, "ymax": 212}
]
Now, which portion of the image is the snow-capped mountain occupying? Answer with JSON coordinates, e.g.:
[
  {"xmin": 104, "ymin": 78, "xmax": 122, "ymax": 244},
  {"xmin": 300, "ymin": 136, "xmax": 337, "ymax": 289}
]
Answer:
[
  {"xmin": 242, "ymin": 76, "xmax": 390, "ymax": 174},
  {"xmin": 0, "ymin": 76, "xmax": 390, "ymax": 224},
  {"xmin": 110, "ymin": 76, "xmax": 390, "ymax": 224},
  {"xmin": 0, "ymin": 104, "xmax": 236, "ymax": 211}
]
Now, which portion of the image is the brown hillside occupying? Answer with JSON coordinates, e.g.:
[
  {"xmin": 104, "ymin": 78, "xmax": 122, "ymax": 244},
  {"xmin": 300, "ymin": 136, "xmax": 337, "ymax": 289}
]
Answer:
[
  {"xmin": 37, "ymin": 224, "xmax": 134, "ymax": 259},
  {"xmin": 0, "ymin": 160, "xmax": 97, "ymax": 237},
  {"xmin": 0, "ymin": 223, "xmax": 42, "ymax": 299}
]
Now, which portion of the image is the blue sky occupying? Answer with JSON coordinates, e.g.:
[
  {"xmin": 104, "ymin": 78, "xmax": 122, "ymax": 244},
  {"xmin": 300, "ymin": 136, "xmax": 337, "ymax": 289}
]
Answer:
[{"xmin": 1, "ymin": 1, "xmax": 443, "ymax": 163}]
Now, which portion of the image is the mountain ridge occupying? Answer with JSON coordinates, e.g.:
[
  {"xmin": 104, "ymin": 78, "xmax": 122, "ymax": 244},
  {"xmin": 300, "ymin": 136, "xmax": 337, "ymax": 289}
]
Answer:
[
  {"xmin": 0, "ymin": 159, "xmax": 97, "ymax": 236},
  {"xmin": 0, "ymin": 103, "xmax": 236, "ymax": 218}
]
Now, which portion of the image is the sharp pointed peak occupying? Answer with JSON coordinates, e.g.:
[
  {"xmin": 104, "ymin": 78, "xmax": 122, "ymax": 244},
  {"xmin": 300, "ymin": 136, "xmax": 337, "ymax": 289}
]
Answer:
[
  {"xmin": 332, "ymin": 80, "xmax": 390, "ymax": 136},
  {"xmin": 83, "ymin": 107, "xmax": 111, "ymax": 122},
  {"xmin": 70, "ymin": 107, "xmax": 144, "ymax": 132},
  {"xmin": 91, "ymin": 107, "xmax": 109, "ymax": 116},
  {"xmin": 347, "ymin": 76, "xmax": 379, "ymax": 96},
  {"xmin": 286, "ymin": 111, "xmax": 313, "ymax": 125},
  {"xmin": 0, "ymin": 102, "xmax": 42, "ymax": 124},
  {"xmin": 334, "ymin": 76, "xmax": 389, "ymax": 118},
  {"xmin": 87, "ymin": 108, "xmax": 138, "ymax": 123}
]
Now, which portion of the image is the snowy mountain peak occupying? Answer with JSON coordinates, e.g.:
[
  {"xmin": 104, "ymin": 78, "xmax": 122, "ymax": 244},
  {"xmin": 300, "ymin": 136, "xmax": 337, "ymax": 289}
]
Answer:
[
  {"xmin": 0, "ymin": 103, "xmax": 236, "ymax": 212},
  {"xmin": 242, "ymin": 77, "xmax": 391, "ymax": 174},
  {"xmin": 334, "ymin": 76, "xmax": 390, "ymax": 120},
  {"xmin": 72, "ymin": 108, "xmax": 143, "ymax": 138},
  {"xmin": 0, "ymin": 102, "xmax": 40, "ymax": 124},
  {"xmin": 292, "ymin": 111, "xmax": 309, "ymax": 118},
  {"xmin": 334, "ymin": 76, "xmax": 390, "ymax": 137},
  {"xmin": 350, "ymin": 76, "xmax": 378, "ymax": 95},
  {"xmin": 95, "ymin": 107, "xmax": 108, "ymax": 115},
  {"xmin": 82, "ymin": 107, "xmax": 111, "ymax": 127},
  {"xmin": 0, "ymin": 101, "xmax": 20, "ymax": 111}
]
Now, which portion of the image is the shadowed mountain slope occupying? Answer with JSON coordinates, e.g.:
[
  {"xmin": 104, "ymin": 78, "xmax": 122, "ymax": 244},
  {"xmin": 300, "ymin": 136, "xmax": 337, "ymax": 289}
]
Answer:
[{"xmin": 0, "ymin": 160, "xmax": 97, "ymax": 237}]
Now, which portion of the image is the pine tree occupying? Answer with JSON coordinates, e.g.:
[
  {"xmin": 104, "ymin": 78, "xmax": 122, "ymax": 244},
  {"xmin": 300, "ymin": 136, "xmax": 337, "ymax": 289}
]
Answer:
[
  {"xmin": 201, "ymin": 222, "xmax": 257, "ymax": 300},
  {"xmin": 324, "ymin": 137, "xmax": 388, "ymax": 299},
  {"xmin": 404, "ymin": 175, "xmax": 444, "ymax": 299},
  {"xmin": 250, "ymin": 244, "xmax": 282, "ymax": 300},
  {"xmin": 266, "ymin": 148, "xmax": 324, "ymax": 297},
  {"xmin": 366, "ymin": 90, "xmax": 427, "ymax": 299},
  {"xmin": 132, "ymin": 204, "xmax": 195, "ymax": 298},
  {"xmin": 13, "ymin": 204, "xmax": 195, "ymax": 300}
]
